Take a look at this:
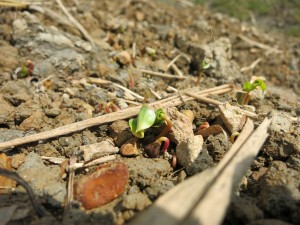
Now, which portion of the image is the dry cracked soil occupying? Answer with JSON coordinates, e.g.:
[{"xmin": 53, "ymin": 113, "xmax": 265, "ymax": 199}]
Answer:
[{"xmin": 0, "ymin": 1, "xmax": 299, "ymax": 225}]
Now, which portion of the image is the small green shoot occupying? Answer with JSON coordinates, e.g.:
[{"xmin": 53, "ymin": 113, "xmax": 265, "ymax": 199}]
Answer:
[
  {"xmin": 243, "ymin": 79, "xmax": 266, "ymax": 92},
  {"xmin": 145, "ymin": 47, "xmax": 156, "ymax": 57},
  {"xmin": 238, "ymin": 79, "xmax": 266, "ymax": 105},
  {"xmin": 129, "ymin": 106, "xmax": 172, "ymax": 139},
  {"xmin": 196, "ymin": 59, "xmax": 210, "ymax": 85},
  {"xmin": 19, "ymin": 60, "xmax": 34, "ymax": 78}
]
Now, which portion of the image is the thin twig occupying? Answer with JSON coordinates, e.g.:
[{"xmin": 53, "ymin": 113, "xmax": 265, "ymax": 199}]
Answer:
[
  {"xmin": 184, "ymin": 91, "xmax": 258, "ymax": 118},
  {"xmin": 240, "ymin": 58, "xmax": 262, "ymax": 72},
  {"xmin": 150, "ymin": 88, "xmax": 162, "ymax": 100},
  {"xmin": 87, "ymin": 77, "xmax": 144, "ymax": 101},
  {"xmin": 167, "ymin": 54, "xmax": 182, "ymax": 69},
  {"xmin": 171, "ymin": 64, "xmax": 184, "ymax": 77},
  {"xmin": 55, "ymin": 0, "xmax": 95, "ymax": 47},
  {"xmin": 239, "ymin": 35, "xmax": 281, "ymax": 53},
  {"xmin": 0, "ymin": 168, "xmax": 46, "ymax": 217},
  {"xmin": 64, "ymin": 156, "xmax": 76, "ymax": 211},
  {"xmin": 139, "ymin": 69, "xmax": 187, "ymax": 80},
  {"xmin": 0, "ymin": 84, "xmax": 233, "ymax": 151},
  {"xmin": 117, "ymin": 98, "xmax": 142, "ymax": 106}
]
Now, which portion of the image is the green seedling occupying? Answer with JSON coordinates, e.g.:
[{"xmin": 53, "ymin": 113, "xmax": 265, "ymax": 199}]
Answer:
[
  {"xmin": 145, "ymin": 47, "xmax": 156, "ymax": 57},
  {"xmin": 196, "ymin": 59, "xmax": 210, "ymax": 85},
  {"xmin": 20, "ymin": 60, "xmax": 34, "ymax": 78},
  {"xmin": 129, "ymin": 106, "xmax": 171, "ymax": 138},
  {"xmin": 238, "ymin": 79, "xmax": 266, "ymax": 105}
]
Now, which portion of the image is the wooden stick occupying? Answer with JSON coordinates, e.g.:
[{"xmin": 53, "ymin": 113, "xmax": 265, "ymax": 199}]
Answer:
[
  {"xmin": 184, "ymin": 91, "xmax": 258, "ymax": 118},
  {"xmin": 129, "ymin": 117, "xmax": 271, "ymax": 225},
  {"xmin": 55, "ymin": 0, "xmax": 95, "ymax": 47},
  {"xmin": 0, "ymin": 85, "xmax": 233, "ymax": 151},
  {"xmin": 171, "ymin": 64, "xmax": 184, "ymax": 77},
  {"xmin": 240, "ymin": 57, "xmax": 262, "ymax": 72},
  {"xmin": 239, "ymin": 35, "xmax": 281, "ymax": 53},
  {"xmin": 138, "ymin": 69, "xmax": 187, "ymax": 80},
  {"xmin": 167, "ymin": 54, "xmax": 182, "ymax": 69},
  {"xmin": 87, "ymin": 77, "xmax": 144, "ymax": 101}
]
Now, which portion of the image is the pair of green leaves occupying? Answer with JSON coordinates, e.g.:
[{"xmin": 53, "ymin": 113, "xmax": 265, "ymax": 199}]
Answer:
[
  {"xmin": 243, "ymin": 79, "xmax": 266, "ymax": 93},
  {"xmin": 129, "ymin": 106, "xmax": 166, "ymax": 138}
]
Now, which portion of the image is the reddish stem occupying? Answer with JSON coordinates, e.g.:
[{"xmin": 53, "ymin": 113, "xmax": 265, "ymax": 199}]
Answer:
[
  {"xmin": 157, "ymin": 136, "xmax": 170, "ymax": 154},
  {"xmin": 157, "ymin": 117, "xmax": 172, "ymax": 139},
  {"xmin": 198, "ymin": 122, "xmax": 210, "ymax": 131}
]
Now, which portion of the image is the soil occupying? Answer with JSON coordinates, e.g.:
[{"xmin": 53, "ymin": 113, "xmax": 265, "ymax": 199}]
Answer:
[{"xmin": 0, "ymin": 1, "xmax": 299, "ymax": 225}]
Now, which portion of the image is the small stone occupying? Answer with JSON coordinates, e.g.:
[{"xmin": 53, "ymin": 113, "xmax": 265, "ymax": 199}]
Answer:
[
  {"xmin": 0, "ymin": 153, "xmax": 16, "ymax": 194},
  {"xmin": 18, "ymin": 152, "xmax": 66, "ymax": 206},
  {"xmin": 10, "ymin": 153, "xmax": 26, "ymax": 169},
  {"xmin": 135, "ymin": 11, "xmax": 145, "ymax": 21},
  {"xmin": 120, "ymin": 139, "xmax": 139, "ymax": 157},
  {"xmin": 180, "ymin": 109, "xmax": 195, "ymax": 123},
  {"xmin": 109, "ymin": 120, "xmax": 132, "ymax": 147},
  {"xmin": 116, "ymin": 51, "xmax": 131, "ymax": 65},
  {"xmin": 270, "ymin": 111, "xmax": 292, "ymax": 133},
  {"xmin": 166, "ymin": 107, "xmax": 194, "ymax": 144},
  {"xmin": 219, "ymin": 102, "xmax": 247, "ymax": 133},
  {"xmin": 229, "ymin": 196, "xmax": 263, "ymax": 224},
  {"xmin": 122, "ymin": 193, "xmax": 151, "ymax": 211},
  {"xmin": 176, "ymin": 135, "xmax": 204, "ymax": 167},
  {"xmin": 79, "ymin": 140, "xmax": 119, "ymax": 162},
  {"xmin": 0, "ymin": 95, "xmax": 14, "ymax": 126},
  {"xmin": 44, "ymin": 107, "xmax": 61, "ymax": 117},
  {"xmin": 74, "ymin": 162, "xmax": 129, "ymax": 209},
  {"xmin": 0, "ymin": 130, "xmax": 24, "ymax": 143},
  {"xmin": 185, "ymin": 149, "xmax": 214, "ymax": 175},
  {"xmin": 251, "ymin": 167, "xmax": 268, "ymax": 181},
  {"xmin": 18, "ymin": 111, "xmax": 46, "ymax": 131}
]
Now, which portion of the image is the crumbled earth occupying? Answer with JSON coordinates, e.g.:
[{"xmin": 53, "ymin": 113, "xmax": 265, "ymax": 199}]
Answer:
[{"xmin": 0, "ymin": 1, "xmax": 299, "ymax": 225}]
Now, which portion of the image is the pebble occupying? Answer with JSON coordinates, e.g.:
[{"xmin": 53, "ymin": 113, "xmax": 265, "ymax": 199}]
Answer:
[
  {"xmin": 0, "ymin": 95, "xmax": 15, "ymax": 126},
  {"xmin": 115, "ymin": 51, "xmax": 132, "ymax": 65},
  {"xmin": 166, "ymin": 107, "xmax": 194, "ymax": 144},
  {"xmin": 176, "ymin": 135, "xmax": 204, "ymax": 167},
  {"xmin": 219, "ymin": 102, "xmax": 247, "ymax": 133},
  {"xmin": 17, "ymin": 152, "xmax": 66, "ymax": 206},
  {"xmin": 19, "ymin": 111, "xmax": 46, "ymax": 131},
  {"xmin": 109, "ymin": 120, "xmax": 132, "ymax": 147},
  {"xmin": 0, "ymin": 153, "xmax": 16, "ymax": 194},
  {"xmin": 122, "ymin": 193, "xmax": 151, "ymax": 211},
  {"xmin": 74, "ymin": 162, "xmax": 129, "ymax": 210},
  {"xmin": 270, "ymin": 111, "xmax": 292, "ymax": 133},
  {"xmin": 120, "ymin": 139, "xmax": 139, "ymax": 157},
  {"xmin": 258, "ymin": 161, "xmax": 300, "ymax": 224},
  {"xmin": 79, "ymin": 140, "xmax": 119, "ymax": 162}
]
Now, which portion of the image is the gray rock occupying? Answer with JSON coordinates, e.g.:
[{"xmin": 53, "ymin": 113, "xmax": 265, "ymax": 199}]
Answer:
[
  {"xmin": 258, "ymin": 161, "xmax": 300, "ymax": 224},
  {"xmin": 0, "ymin": 130, "xmax": 24, "ymax": 143},
  {"xmin": 203, "ymin": 37, "xmax": 242, "ymax": 81},
  {"xmin": 186, "ymin": 149, "xmax": 214, "ymax": 175},
  {"xmin": 44, "ymin": 107, "xmax": 61, "ymax": 117},
  {"xmin": 125, "ymin": 157, "xmax": 172, "ymax": 189},
  {"xmin": 122, "ymin": 193, "xmax": 151, "ymax": 211},
  {"xmin": 36, "ymin": 33, "xmax": 74, "ymax": 48},
  {"xmin": 109, "ymin": 120, "xmax": 132, "ymax": 147},
  {"xmin": 270, "ymin": 111, "xmax": 292, "ymax": 133},
  {"xmin": 144, "ymin": 180, "xmax": 174, "ymax": 200},
  {"xmin": 229, "ymin": 196, "xmax": 263, "ymax": 225},
  {"xmin": 17, "ymin": 152, "xmax": 66, "ymax": 206},
  {"xmin": 176, "ymin": 135, "xmax": 204, "ymax": 167}
]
